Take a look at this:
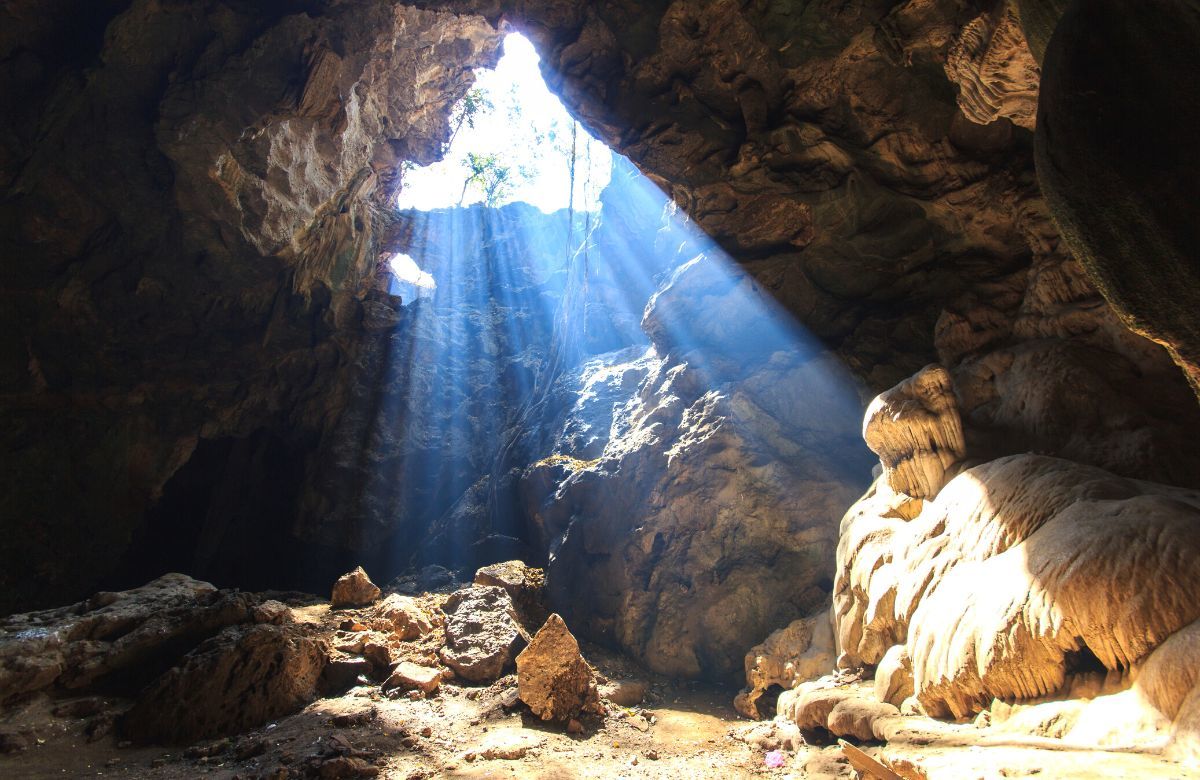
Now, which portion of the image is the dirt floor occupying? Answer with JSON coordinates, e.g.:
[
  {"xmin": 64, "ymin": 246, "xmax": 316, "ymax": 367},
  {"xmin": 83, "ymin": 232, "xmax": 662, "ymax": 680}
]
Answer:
[{"xmin": 2, "ymin": 599, "xmax": 1196, "ymax": 779}]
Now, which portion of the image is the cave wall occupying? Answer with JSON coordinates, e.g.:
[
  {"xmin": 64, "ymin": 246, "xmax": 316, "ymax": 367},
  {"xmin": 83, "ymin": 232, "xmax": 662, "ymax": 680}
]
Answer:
[
  {"xmin": 3, "ymin": 0, "xmax": 1198, "ymax": 691},
  {"xmin": 0, "ymin": 0, "xmax": 504, "ymax": 611}
]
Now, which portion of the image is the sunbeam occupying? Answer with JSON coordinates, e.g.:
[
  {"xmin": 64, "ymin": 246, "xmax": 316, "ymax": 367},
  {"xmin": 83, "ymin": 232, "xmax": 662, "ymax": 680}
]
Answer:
[{"xmin": 332, "ymin": 34, "xmax": 871, "ymax": 602}]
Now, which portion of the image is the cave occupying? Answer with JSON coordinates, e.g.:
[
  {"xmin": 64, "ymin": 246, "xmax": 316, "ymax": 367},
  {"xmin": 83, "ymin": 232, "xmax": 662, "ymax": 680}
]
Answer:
[{"xmin": 2, "ymin": 1, "xmax": 1199, "ymax": 777}]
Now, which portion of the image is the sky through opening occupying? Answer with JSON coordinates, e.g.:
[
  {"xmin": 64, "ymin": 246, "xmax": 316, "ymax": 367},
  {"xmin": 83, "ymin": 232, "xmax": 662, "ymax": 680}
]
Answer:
[{"xmin": 394, "ymin": 33, "xmax": 613, "ymax": 215}]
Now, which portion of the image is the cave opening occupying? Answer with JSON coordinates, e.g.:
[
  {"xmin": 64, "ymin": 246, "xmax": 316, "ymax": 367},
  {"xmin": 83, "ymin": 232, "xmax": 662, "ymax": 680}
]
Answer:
[{"xmin": 342, "ymin": 32, "xmax": 873, "ymax": 630}]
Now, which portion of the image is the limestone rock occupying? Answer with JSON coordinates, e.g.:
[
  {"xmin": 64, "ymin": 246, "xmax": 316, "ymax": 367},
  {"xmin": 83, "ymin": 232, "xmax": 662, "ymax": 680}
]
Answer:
[
  {"xmin": 780, "ymin": 678, "xmax": 900, "ymax": 741},
  {"xmin": 516, "ymin": 614, "xmax": 601, "ymax": 723},
  {"xmin": 474, "ymin": 561, "xmax": 548, "ymax": 632},
  {"xmin": 331, "ymin": 567, "xmax": 381, "ymax": 609},
  {"xmin": 863, "ymin": 364, "xmax": 965, "ymax": 500},
  {"xmin": 123, "ymin": 623, "xmax": 327, "ymax": 744},
  {"xmin": 0, "ymin": 574, "xmax": 254, "ymax": 701},
  {"xmin": 1036, "ymin": 0, "xmax": 1200, "ymax": 401},
  {"xmin": 945, "ymin": 1, "xmax": 1040, "ymax": 130},
  {"xmin": 874, "ymin": 645, "xmax": 915, "ymax": 707},
  {"xmin": 835, "ymin": 453, "xmax": 1200, "ymax": 723},
  {"xmin": 735, "ymin": 611, "xmax": 835, "ymax": 719},
  {"xmin": 384, "ymin": 662, "xmax": 442, "ymax": 694},
  {"xmin": 439, "ymin": 586, "xmax": 527, "ymax": 683},
  {"xmin": 372, "ymin": 594, "xmax": 435, "ymax": 640}
]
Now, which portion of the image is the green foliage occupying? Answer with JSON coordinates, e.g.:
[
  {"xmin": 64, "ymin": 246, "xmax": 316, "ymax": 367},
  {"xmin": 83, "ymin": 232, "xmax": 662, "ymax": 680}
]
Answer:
[
  {"xmin": 460, "ymin": 151, "xmax": 513, "ymax": 206},
  {"xmin": 447, "ymin": 87, "xmax": 494, "ymax": 148}
]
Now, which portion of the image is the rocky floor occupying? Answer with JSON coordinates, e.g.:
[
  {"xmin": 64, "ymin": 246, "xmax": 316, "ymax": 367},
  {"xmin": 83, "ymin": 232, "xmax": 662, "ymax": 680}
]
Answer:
[{"xmin": 1, "ymin": 570, "xmax": 1195, "ymax": 780}]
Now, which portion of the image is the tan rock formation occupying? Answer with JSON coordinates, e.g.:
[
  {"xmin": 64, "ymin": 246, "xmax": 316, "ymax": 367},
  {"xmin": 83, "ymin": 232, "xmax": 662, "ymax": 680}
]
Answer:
[
  {"xmin": 829, "ymin": 450, "xmax": 1200, "ymax": 753},
  {"xmin": 516, "ymin": 614, "xmax": 602, "ymax": 723},
  {"xmin": 945, "ymin": 1, "xmax": 1040, "ymax": 130},
  {"xmin": 735, "ymin": 611, "xmax": 835, "ymax": 719},
  {"xmin": 331, "ymin": 567, "xmax": 381, "ymax": 609},
  {"xmin": 372, "ymin": 594, "xmax": 435, "ymax": 640},
  {"xmin": 384, "ymin": 661, "xmax": 443, "ymax": 695},
  {"xmin": 863, "ymin": 365, "xmax": 965, "ymax": 500}
]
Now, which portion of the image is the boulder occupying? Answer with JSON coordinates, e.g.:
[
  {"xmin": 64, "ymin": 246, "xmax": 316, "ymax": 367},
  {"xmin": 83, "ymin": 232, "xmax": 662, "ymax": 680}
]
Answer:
[
  {"xmin": 598, "ymin": 679, "xmax": 648, "ymax": 707},
  {"xmin": 123, "ymin": 623, "xmax": 328, "ymax": 744},
  {"xmin": 516, "ymin": 614, "xmax": 601, "ymax": 723},
  {"xmin": 384, "ymin": 662, "xmax": 442, "ymax": 694},
  {"xmin": 331, "ymin": 567, "xmax": 381, "ymax": 608},
  {"xmin": 372, "ymin": 594, "xmax": 435, "ymax": 640},
  {"xmin": 473, "ymin": 560, "xmax": 548, "ymax": 632},
  {"xmin": 439, "ymin": 586, "xmax": 527, "ymax": 683},
  {"xmin": 0, "ymin": 574, "xmax": 254, "ymax": 701},
  {"xmin": 735, "ymin": 610, "xmax": 835, "ymax": 719},
  {"xmin": 780, "ymin": 678, "xmax": 899, "ymax": 741}
]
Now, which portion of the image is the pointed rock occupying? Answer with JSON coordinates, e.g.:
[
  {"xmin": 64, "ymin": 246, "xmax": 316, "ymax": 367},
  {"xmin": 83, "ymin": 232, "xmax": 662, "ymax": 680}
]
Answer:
[
  {"xmin": 516, "ymin": 614, "xmax": 601, "ymax": 723},
  {"xmin": 331, "ymin": 567, "xmax": 381, "ymax": 609}
]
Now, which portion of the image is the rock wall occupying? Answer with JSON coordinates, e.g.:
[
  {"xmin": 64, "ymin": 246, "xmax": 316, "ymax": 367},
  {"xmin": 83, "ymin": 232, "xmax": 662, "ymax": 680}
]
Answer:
[
  {"xmin": 3, "ymin": 0, "xmax": 1198, "ymax": 719},
  {"xmin": 1, "ymin": 0, "xmax": 504, "ymax": 611}
]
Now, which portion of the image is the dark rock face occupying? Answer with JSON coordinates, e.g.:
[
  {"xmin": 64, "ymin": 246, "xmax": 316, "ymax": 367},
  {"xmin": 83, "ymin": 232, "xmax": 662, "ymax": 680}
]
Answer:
[
  {"xmin": 0, "ymin": 574, "xmax": 256, "ymax": 701},
  {"xmin": 0, "ymin": 574, "xmax": 328, "ymax": 745},
  {"xmin": 1036, "ymin": 0, "xmax": 1200, "ymax": 401},
  {"xmin": 123, "ymin": 623, "xmax": 327, "ymax": 744},
  {"xmin": 0, "ymin": 0, "xmax": 503, "ymax": 611}
]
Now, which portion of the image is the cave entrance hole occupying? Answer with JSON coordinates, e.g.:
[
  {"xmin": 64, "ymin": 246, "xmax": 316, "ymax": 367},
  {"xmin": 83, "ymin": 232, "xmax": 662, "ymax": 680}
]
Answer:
[{"xmin": 343, "ymin": 30, "xmax": 870, "ymax": 596}]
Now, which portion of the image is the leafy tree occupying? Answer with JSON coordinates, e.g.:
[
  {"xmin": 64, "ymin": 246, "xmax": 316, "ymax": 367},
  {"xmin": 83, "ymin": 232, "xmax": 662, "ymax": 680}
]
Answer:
[
  {"xmin": 447, "ymin": 87, "xmax": 493, "ymax": 148},
  {"xmin": 459, "ymin": 152, "xmax": 513, "ymax": 206}
]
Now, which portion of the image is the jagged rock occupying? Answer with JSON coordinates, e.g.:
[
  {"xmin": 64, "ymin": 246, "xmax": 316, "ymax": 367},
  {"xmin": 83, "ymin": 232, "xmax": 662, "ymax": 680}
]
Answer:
[
  {"xmin": 516, "ymin": 614, "xmax": 601, "ymax": 723},
  {"xmin": 474, "ymin": 561, "xmax": 548, "ymax": 632},
  {"xmin": 439, "ymin": 586, "xmax": 527, "ymax": 683},
  {"xmin": 371, "ymin": 594, "xmax": 435, "ymax": 640},
  {"xmin": 945, "ymin": 1, "xmax": 1040, "ymax": 130},
  {"xmin": 384, "ymin": 662, "xmax": 442, "ymax": 694},
  {"xmin": 252, "ymin": 600, "xmax": 292, "ymax": 625},
  {"xmin": 331, "ymin": 567, "xmax": 381, "ymax": 609},
  {"xmin": 735, "ymin": 611, "xmax": 835, "ymax": 720},
  {"xmin": 0, "ymin": 574, "xmax": 254, "ymax": 701},
  {"xmin": 863, "ymin": 364, "xmax": 965, "ymax": 500},
  {"xmin": 123, "ymin": 623, "xmax": 328, "ymax": 744}
]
